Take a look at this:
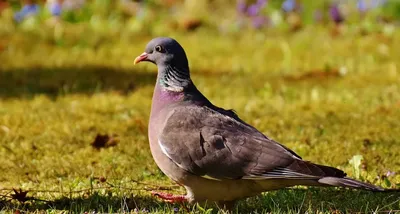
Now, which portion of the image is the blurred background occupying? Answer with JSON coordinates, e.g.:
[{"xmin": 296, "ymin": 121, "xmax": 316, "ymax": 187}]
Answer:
[
  {"xmin": 1, "ymin": 0, "xmax": 399, "ymax": 40},
  {"xmin": 1, "ymin": 0, "xmax": 399, "ymax": 31},
  {"xmin": 1, "ymin": 0, "xmax": 399, "ymax": 94},
  {"xmin": 1, "ymin": 0, "xmax": 400, "ymax": 212},
  {"xmin": 1, "ymin": 0, "xmax": 399, "ymax": 69}
]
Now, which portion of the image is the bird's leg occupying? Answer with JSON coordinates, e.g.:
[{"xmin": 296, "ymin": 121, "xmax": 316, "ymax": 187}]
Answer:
[{"xmin": 151, "ymin": 191, "xmax": 187, "ymax": 203}]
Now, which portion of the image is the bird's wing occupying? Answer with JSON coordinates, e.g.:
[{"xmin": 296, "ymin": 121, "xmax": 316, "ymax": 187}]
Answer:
[{"xmin": 158, "ymin": 104, "xmax": 346, "ymax": 180}]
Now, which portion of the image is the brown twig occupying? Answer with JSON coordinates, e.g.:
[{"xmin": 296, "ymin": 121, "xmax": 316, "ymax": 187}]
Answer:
[
  {"xmin": 0, "ymin": 178, "xmax": 183, "ymax": 204},
  {"xmin": 0, "ymin": 185, "xmax": 178, "ymax": 198},
  {"xmin": 130, "ymin": 179, "xmax": 180, "ymax": 190}
]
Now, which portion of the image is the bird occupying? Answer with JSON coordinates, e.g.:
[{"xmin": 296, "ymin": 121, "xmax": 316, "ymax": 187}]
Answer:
[{"xmin": 133, "ymin": 37, "xmax": 393, "ymax": 208}]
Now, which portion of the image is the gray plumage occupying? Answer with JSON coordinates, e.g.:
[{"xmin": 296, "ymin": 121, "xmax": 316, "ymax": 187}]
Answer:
[{"xmin": 134, "ymin": 37, "xmax": 392, "ymax": 206}]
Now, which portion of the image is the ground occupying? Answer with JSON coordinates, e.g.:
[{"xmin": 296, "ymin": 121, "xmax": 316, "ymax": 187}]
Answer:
[{"xmin": 0, "ymin": 25, "xmax": 400, "ymax": 213}]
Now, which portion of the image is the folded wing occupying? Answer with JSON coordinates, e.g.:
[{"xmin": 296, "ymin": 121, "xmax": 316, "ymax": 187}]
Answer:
[{"xmin": 159, "ymin": 104, "xmax": 346, "ymax": 180}]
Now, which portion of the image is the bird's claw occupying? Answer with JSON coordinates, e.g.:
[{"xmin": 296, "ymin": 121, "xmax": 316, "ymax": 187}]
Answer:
[{"xmin": 151, "ymin": 190, "xmax": 187, "ymax": 203}]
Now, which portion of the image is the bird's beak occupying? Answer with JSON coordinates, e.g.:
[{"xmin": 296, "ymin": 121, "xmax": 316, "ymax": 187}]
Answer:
[{"xmin": 134, "ymin": 52, "xmax": 148, "ymax": 65}]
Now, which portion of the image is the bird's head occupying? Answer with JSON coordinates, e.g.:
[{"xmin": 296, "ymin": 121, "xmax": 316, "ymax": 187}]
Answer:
[{"xmin": 134, "ymin": 37, "xmax": 189, "ymax": 69}]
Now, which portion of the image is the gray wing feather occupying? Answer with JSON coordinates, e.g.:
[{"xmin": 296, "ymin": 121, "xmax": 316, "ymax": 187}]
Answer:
[{"xmin": 159, "ymin": 104, "xmax": 345, "ymax": 180}]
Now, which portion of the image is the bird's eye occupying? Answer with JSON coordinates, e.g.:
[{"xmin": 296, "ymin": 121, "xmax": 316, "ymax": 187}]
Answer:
[{"xmin": 155, "ymin": 45, "xmax": 164, "ymax": 52}]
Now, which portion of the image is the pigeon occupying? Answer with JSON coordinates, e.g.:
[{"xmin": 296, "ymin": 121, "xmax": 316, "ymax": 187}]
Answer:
[{"xmin": 134, "ymin": 37, "xmax": 392, "ymax": 207}]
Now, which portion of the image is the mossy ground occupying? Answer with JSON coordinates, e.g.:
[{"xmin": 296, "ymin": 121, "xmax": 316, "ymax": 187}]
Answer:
[{"xmin": 1, "ymin": 24, "xmax": 400, "ymax": 213}]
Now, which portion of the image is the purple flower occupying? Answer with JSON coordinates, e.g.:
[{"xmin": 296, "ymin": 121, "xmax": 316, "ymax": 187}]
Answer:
[
  {"xmin": 49, "ymin": 2, "xmax": 62, "ymax": 16},
  {"xmin": 247, "ymin": 0, "xmax": 268, "ymax": 17},
  {"xmin": 173, "ymin": 207, "xmax": 179, "ymax": 213},
  {"xmin": 357, "ymin": 0, "xmax": 368, "ymax": 12},
  {"xmin": 247, "ymin": 4, "xmax": 260, "ymax": 17},
  {"xmin": 282, "ymin": 0, "xmax": 296, "ymax": 12},
  {"xmin": 14, "ymin": 4, "xmax": 39, "ymax": 22},
  {"xmin": 236, "ymin": 0, "xmax": 247, "ymax": 14},
  {"xmin": 256, "ymin": 0, "xmax": 268, "ymax": 8},
  {"xmin": 386, "ymin": 171, "xmax": 396, "ymax": 177},
  {"xmin": 329, "ymin": 3, "xmax": 344, "ymax": 24}
]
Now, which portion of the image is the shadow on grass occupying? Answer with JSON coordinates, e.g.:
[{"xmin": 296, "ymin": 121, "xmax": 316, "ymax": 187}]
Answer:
[
  {"xmin": 0, "ymin": 192, "xmax": 169, "ymax": 213},
  {"xmin": 238, "ymin": 188, "xmax": 400, "ymax": 213},
  {"xmin": 1, "ymin": 188, "xmax": 399, "ymax": 213},
  {"xmin": 0, "ymin": 66, "xmax": 157, "ymax": 98}
]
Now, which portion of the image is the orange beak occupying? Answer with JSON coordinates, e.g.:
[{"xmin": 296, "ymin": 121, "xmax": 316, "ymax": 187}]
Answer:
[{"xmin": 134, "ymin": 52, "xmax": 148, "ymax": 65}]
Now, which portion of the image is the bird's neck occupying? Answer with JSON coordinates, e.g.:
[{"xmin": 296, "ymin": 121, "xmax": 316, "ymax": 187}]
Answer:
[
  {"xmin": 150, "ymin": 65, "xmax": 212, "ymax": 116},
  {"xmin": 149, "ymin": 65, "xmax": 190, "ymax": 116},
  {"xmin": 158, "ymin": 64, "xmax": 192, "ymax": 92}
]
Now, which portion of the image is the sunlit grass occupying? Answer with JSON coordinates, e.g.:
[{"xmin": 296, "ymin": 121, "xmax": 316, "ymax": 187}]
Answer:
[{"xmin": 0, "ymin": 21, "xmax": 400, "ymax": 213}]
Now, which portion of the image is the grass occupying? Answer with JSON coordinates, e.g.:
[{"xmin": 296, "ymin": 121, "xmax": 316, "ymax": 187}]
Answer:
[{"xmin": 0, "ymin": 21, "xmax": 400, "ymax": 213}]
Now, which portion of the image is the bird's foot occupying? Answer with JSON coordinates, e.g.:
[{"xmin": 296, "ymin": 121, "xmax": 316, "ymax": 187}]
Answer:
[{"xmin": 151, "ymin": 191, "xmax": 187, "ymax": 203}]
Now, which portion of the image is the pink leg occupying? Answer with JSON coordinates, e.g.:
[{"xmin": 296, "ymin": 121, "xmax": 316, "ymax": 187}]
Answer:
[{"xmin": 151, "ymin": 191, "xmax": 187, "ymax": 203}]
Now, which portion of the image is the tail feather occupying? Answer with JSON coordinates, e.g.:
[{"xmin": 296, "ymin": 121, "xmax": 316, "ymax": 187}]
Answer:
[{"xmin": 318, "ymin": 177, "xmax": 388, "ymax": 191}]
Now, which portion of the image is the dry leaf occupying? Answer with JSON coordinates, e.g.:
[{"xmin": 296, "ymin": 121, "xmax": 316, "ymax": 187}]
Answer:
[{"xmin": 90, "ymin": 134, "xmax": 119, "ymax": 149}]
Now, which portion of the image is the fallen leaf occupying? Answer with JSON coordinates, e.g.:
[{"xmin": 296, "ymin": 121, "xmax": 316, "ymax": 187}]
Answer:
[
  {"xmin": 90, "ymin": 134, "xmax": 119, "ymax": 150},
  {"xmin": 181, "ymin": 18, "xmax": 202, "ymax": 32},
  {"xmin": 98, "ymin": 176, "xmax": 107, "ymax": 183}
]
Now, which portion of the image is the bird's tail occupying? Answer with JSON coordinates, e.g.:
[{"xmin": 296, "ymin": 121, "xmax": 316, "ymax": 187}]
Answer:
[{"xmin": 318, "ymin": 176, "xmax": 395, "ymax": 192}]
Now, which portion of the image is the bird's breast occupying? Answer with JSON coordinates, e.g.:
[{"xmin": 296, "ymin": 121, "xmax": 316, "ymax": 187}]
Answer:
[{"xmin": 148, "ymin": 111, "xmax": 188, "ymax": 184}]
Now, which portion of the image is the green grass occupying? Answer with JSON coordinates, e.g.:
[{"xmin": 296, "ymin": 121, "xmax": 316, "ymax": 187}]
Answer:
[{"xmin": 1, "ymin": 23, "xmax": 400, "ymax": 213}]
